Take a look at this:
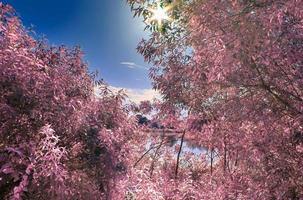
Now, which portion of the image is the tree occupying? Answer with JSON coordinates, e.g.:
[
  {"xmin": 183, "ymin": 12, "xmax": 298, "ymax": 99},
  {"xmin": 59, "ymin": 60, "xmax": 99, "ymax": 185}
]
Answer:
[
  {"xmin": 0, "ymin": 3, "xmax": 138, "ymax": 199},
  {"xmin": 127, "ymin": 0, "xmax": 303, "ymax": 199}
]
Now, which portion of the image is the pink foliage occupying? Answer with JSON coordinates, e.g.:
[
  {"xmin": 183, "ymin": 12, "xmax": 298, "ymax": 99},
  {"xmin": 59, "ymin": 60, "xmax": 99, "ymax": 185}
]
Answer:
[
  {"xmin": 33, "ymin": 125, "xmax": 68, "ymax": 183},
  {"xmin": 1, "ymin": 0, "xmax": 303, "ymax": 199},
  {"xmin": 0, "ymin": 3, "xmax": 138, "ymax": 199},
  {"xmin": 127, "ymin": 0, "xmax": 303, "ymax": 199}
]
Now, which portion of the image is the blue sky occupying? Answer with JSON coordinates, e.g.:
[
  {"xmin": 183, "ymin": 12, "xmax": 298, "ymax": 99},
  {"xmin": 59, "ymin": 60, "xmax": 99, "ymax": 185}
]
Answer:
[{"xmin": 3, "ymin": 0, "xmax": 152, "ymax": 90}]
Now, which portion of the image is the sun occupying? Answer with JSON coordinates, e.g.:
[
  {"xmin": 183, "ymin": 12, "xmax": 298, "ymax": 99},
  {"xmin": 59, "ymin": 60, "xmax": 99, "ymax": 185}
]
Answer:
[{"xmin": 148, "ymin": 3, "xmax": 171, "ymax": 26}]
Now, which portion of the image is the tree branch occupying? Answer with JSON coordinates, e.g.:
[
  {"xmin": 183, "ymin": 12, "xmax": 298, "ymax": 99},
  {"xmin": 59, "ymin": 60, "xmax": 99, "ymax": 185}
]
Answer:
[{"xmin": 175, "ymin": 130, "xmax": 186, "ymax": 178}]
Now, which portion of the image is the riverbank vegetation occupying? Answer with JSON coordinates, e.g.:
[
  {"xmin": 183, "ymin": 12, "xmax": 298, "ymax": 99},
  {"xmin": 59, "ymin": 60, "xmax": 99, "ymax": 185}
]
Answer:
[{"xmin": 1, "ymin": 0, "xmax": 303, "ymax": 199}]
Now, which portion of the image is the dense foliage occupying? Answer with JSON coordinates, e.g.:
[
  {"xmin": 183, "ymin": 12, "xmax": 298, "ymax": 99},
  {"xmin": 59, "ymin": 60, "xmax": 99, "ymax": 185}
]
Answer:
[
  {"xmin": 0, "ymin": 3, "xmax": 138, "ymax": 199},
  {"xmin": 127, "ymin": 0, "xmax": 303, "ymax": 199},
  {"xmin": 1, "ymin": 1, "xmax": 303, "ymax": 199}
]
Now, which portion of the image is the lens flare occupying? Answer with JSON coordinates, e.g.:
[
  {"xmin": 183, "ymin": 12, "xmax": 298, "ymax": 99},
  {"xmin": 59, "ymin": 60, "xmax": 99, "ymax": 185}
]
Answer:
[{"xmin": 148, "ymin": 3, "xmax": 171, "ymax": 26}]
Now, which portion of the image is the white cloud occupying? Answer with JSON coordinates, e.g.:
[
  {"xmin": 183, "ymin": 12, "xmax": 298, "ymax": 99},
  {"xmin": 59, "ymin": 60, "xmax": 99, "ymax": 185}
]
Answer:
[
  {"xmin": 120, "ymin": 61, "xmax": 148, "ymax": 70},
  {"xmin": 120, "ymin": 62, "xmax": 135, "ymax": 66},
  {"xmin": 110, "ymin": 86, "xmax": 161, "ymax": 104},
  {"xmin": 95, "ymin": 85, "xmax": 160, "ymax": 104}
]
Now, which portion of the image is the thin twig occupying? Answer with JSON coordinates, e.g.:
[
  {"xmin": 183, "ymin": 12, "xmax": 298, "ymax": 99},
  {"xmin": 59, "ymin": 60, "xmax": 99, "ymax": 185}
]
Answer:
[{"xmin": 175, "ymin": 130, "xmax": 186, "ymax": 178}]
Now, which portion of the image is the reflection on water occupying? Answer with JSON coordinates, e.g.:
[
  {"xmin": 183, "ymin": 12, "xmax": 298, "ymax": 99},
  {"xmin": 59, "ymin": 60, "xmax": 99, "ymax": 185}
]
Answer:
[
  {"xmin": 166, "ymin": 135, "xmax": 178, "ymax": 147},
  {"xmin": 166, "ymin": 135, "xmax": 207, "ymax": 155},
  {"xmin": 144, "ymin": 132, "xmax": 219, "ymax": 165},
  {"xmin": 146, "ymin": 133, "xmax": 207, "ymax": 155}
]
